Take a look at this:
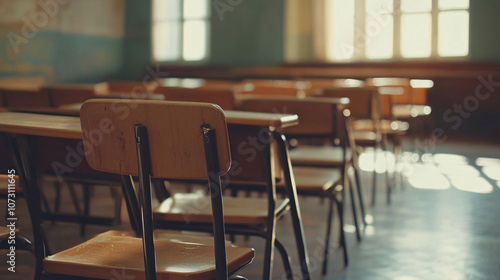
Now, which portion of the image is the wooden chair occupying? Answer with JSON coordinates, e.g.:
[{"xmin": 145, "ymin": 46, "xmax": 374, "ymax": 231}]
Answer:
[
  {"xmin": 391, "ymin": 79, "xmax": 434, "ymax": 153},
  {"xmin": 152, "ymin": 109, "xmax": 311, "ymax": 279},
  {"xmin": 8, "ymin": 100, "xmax": 254, "ymax": 280},
  {"xmin": 319, "ymin": 87, "xmax": 405, "ymax": 206},
  {"xmin": 155, "ymin": 86, "xmax": 236, "ymax": 110},
  {"xmin": 238, "ymin": 96, "xmax": 355, "ymax": 275}
]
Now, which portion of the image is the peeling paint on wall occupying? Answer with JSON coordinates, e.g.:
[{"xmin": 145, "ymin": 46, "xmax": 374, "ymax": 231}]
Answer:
[{"xmin": 0, "ymin": 0, "xmax": 124, "ymax": 83}]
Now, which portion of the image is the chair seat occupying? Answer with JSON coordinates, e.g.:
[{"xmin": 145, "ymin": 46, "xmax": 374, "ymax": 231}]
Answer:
[
  {"xmin": 154, "ymin": 191, "xmax": 289, "ymax": 225},
  {"xmin": 392, "ymin": 104, "xmax": 431, "ymax": 118},
  {"xmin": 289, "ymin": 145, "xmax": 351, "ymax": 167},
  {"xmin": 352, "ymin": 131, "xmax": 378, "ymax": 145},
  {"xmin": 353, "ymin": 119, "xmax": 409, "ymax": 134},
  {"xmin": 44, "ymin": 230, "xmax": 254, "ymax": 280},
  {"xmin": 277, "ymin": 166, "xmax": 342, "ymax": 193}
]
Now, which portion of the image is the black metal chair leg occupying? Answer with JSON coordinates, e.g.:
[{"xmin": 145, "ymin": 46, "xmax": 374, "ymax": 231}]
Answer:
[
  {"xmin": 273, "ymin": 132, "xmax": 311, "ymax": 280},
  {"xmin": 348, "ymin": 175, "xmax": 361, "ymax": 242},
  {"xmin": 353, "ymin": 164, "xmax": 367, "ymax": 226},
  {"xmin": 67, "ymin": 183, "xmax": 82, "ymax": 215},
  {"xmin": 321, "ymin": 196, "xmax": 335, "ymax": 276},
  {"xmin": 382, "ymin": 135, "xmax": 392, "ymax": 205},
  {"xmin": 274, "ymin": 238, "xmax": 293, "ymax": 280},
  {"xmin": 334, "ymin": 195, "xmax": 348, "ymax": 266},
  {"xmin": 80, "ymin": 184, "xmax": 90, "ymax": 237},
  {"xmin": 371, "ymin": 148, "xmax": 377, "ymax": 207},
  {"xmin": 262, "ymin": 216, "xmax": 276, "ymax": 280}
]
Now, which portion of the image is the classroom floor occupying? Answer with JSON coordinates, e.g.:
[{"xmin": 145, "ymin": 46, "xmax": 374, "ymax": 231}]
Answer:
[{"xmin": 1, "ymin": 137, "xmax": 500, "ymax": 280}]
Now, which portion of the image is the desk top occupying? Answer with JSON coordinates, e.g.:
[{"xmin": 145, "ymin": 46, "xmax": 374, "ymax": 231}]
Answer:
[
  {"xmin": 0, "ymin": 112, "xmax": 82, "ymax": 139},
  {"xmin": 0, "ymin": 110, "xmax": 298, "ymax": 139},
  {"xmin": 8, "ymin": 103, "xmax": 82, "ymax": 116}
]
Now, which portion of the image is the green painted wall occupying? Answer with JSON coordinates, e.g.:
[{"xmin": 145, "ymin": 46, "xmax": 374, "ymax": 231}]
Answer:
[
  {"xmin": 469, "ymin": 0, "xmax": 500, "ymax": 62},
  {"xmin": 122, "ymin": 0, "xmax": 152, "ymax": 80},
  {"xmin": 209, "ymin": 0, "xmax": 285, "ymax": 66}
]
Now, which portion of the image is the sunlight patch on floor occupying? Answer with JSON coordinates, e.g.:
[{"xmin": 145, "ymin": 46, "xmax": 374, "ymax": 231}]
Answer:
[{"xmin": 408, "ymin": 164, "xmax": 451, "ymax": 190}]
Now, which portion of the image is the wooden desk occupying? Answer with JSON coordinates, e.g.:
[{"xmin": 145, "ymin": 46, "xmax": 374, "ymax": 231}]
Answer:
[
  {"xmin": 8, "ymin": 104, "xmax": 82, "ymax": 117},
  {"xmin": 0, "ymin": 110, "xmax": 298, "ymax": 138},
  {"xmin": 0, "ymin": 109, "xmax": 308, "ymax": 279},
  {"xmin": 0, "ymin": 112, "xmax": 81, "ymax": 139}
]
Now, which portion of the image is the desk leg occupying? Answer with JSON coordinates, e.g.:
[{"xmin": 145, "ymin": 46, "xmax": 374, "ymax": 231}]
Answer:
[
  {"xmin": 3, "ymin": 133, "xmax": 47, "ymax": 280},
  {"xmin": 273, "ymin": 131, "xmax": 311, "ymax": 280}
]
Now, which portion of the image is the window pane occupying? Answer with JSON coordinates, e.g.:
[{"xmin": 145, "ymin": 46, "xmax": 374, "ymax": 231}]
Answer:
[
  {"xmin": 438, "ymin": 11, "xmax": 469, "ymax": 57},
  {"xmin": 366, "ymin": 0, "xmax": 393, "ymax": 14},
  {"xmin": 153, "ymin": 0, "xmax": 180, "ymax": 21},
  {"xmin": 183, "ymin": 20, "xmax": 207, "ymax": 61},
  {"xmin": 401, "ymin": 0, "xmax": 432, "ymax": 13},
  {"xmin": 401, "ymin": 13, "xmax": 431, "ymax": 58},
  {"xmin": 327, "ymin": 0, "xmax": 355, "ymax": 60},
  {"xmin": 153, "ymin": 21, "xmax": 180, "ymax": 61},
  {"xmin": 183, "ymin": 0, "xmax": 209, "ymax": 19},
  {"xmin": 439, "ymin": 0, "xmax": 469, "ymax": 10},
  {"xmin": 366, "ymin": 14, "xmax": 393, "ymax": 59}
]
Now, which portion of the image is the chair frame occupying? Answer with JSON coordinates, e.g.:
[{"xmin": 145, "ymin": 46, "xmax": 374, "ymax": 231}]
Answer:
[{"xmin": 2, "ymin": 101, "xmax": 251, "ymax": 280}]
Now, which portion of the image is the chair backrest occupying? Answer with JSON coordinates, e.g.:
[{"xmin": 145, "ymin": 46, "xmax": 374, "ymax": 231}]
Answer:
[
  {"xmin": 411, "ymin": 87, "xmax": 428, "ymax": 105},
  {"xmin": 155, "ymin": 86, "xmax": 236, "ymax": 110},
  {"xmin": 238, "ymin": 96, "xmax": 347, "ymax": 138},
  {"xmin": 106, "ymin": 81, "xmax": 158, "ymax": 94},
  {"xmin": 80, "ymin": 99, "xmax": 231, "ymax": 180},
  {"xmin": 43, "ymin": 84, "xmax": 101, "ymax": 107},
  {"xmin": 3, "ymin": 89, "xmax": 52, "ymax": 108},
  {"xmin": 321, "ymin": 87, "xmax": 380, "ymax": 120}
]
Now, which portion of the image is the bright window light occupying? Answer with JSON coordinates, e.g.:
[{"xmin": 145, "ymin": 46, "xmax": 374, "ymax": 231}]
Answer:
[
  {"xmin": 365, "ymin": 13, "xmax": 393, "ymax": 59},
  {"xmin": 366, "ymin": 0, "xmax": 394, "ymax": 13},
  {"xmin": 152, "ymin": 0, "xmax": 209, "ymax": 62},
  {"xmin": 401, "ymin": 13, "xmax": 432, "ymax": 58},
  {"xmin": 438, "ymin": 11, "xmax": 469, "ymax": 57},
  {"xmin": 401, "ymin": 0, "xmax": 432, "ymax": 13},
  {"xmin": 183, "ymin": 20, "xmax": 207, "ymax": 61},
  {"xmin": 183, "ymin": 0, "xmax": 209, "ymax": 19},
  {"xmin": 153, "ymin": 0, "xmax": 180, "ymax": 21},
  {"xmin": 439, "ymin": 0, "xmax": 469, "ymax": 10},
  {"xmin": 327, "ymin": 0, "xmax": 355, "ymax": 60},
  {"xmin": 153, "ymin": 21, "xmax": 180, "ymax": 61}
]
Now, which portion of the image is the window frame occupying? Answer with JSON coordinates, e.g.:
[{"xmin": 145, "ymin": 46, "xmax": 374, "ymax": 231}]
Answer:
[
  {"xmin": 327, "ymin": 0, "xmax": 470, "ymax": 62},
  {"xmin": 151, "ymin": 0, "xmax": 211, "ymax": 65}
]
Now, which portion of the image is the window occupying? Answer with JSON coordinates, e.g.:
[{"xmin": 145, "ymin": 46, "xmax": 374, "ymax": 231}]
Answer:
[
  {"xmin": 326, "ymin": 0, "xmax": 469, "ymax": 61},
  {"xmin": 152, "ymin": 0, "xmax": 210, "ymax": 62}
]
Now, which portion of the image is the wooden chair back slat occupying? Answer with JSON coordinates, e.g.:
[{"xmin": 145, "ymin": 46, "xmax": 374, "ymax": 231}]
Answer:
[
  {"xmin": 80, "ymin": 99, "xmax": 231, "ymax": 179},
  {"xmin": 412, "ymin": 88, "xmax": 428, "ymax": 105},
  {"xmin": 106, "ymin": 81, "xmax": 158, "ymax": 94},
  {"xmin": 239, "ymin": 97, "xmax": 341, "ymax": 137},
  {"xmin": 43, "ymin": 84, "xmax": 100, "ymax": 107},
  {"xmin": 156, "ymin": 87, "xmax": 236, "ymax": 110},
  {"xmin": 321, "ymin": 88, "xmax": 379, "ymax": 120}
]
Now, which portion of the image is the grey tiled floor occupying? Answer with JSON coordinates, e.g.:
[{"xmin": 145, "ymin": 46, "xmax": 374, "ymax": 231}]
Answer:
[{"xmin": 1, "ymin": 138, "xmax": 500, "ymax": 279}]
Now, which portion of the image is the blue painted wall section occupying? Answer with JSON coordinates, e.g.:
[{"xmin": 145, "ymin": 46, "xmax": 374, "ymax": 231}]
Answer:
[{"xmin": 0, "ymin": 0, "xmax": 124, "ymax": 83}]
